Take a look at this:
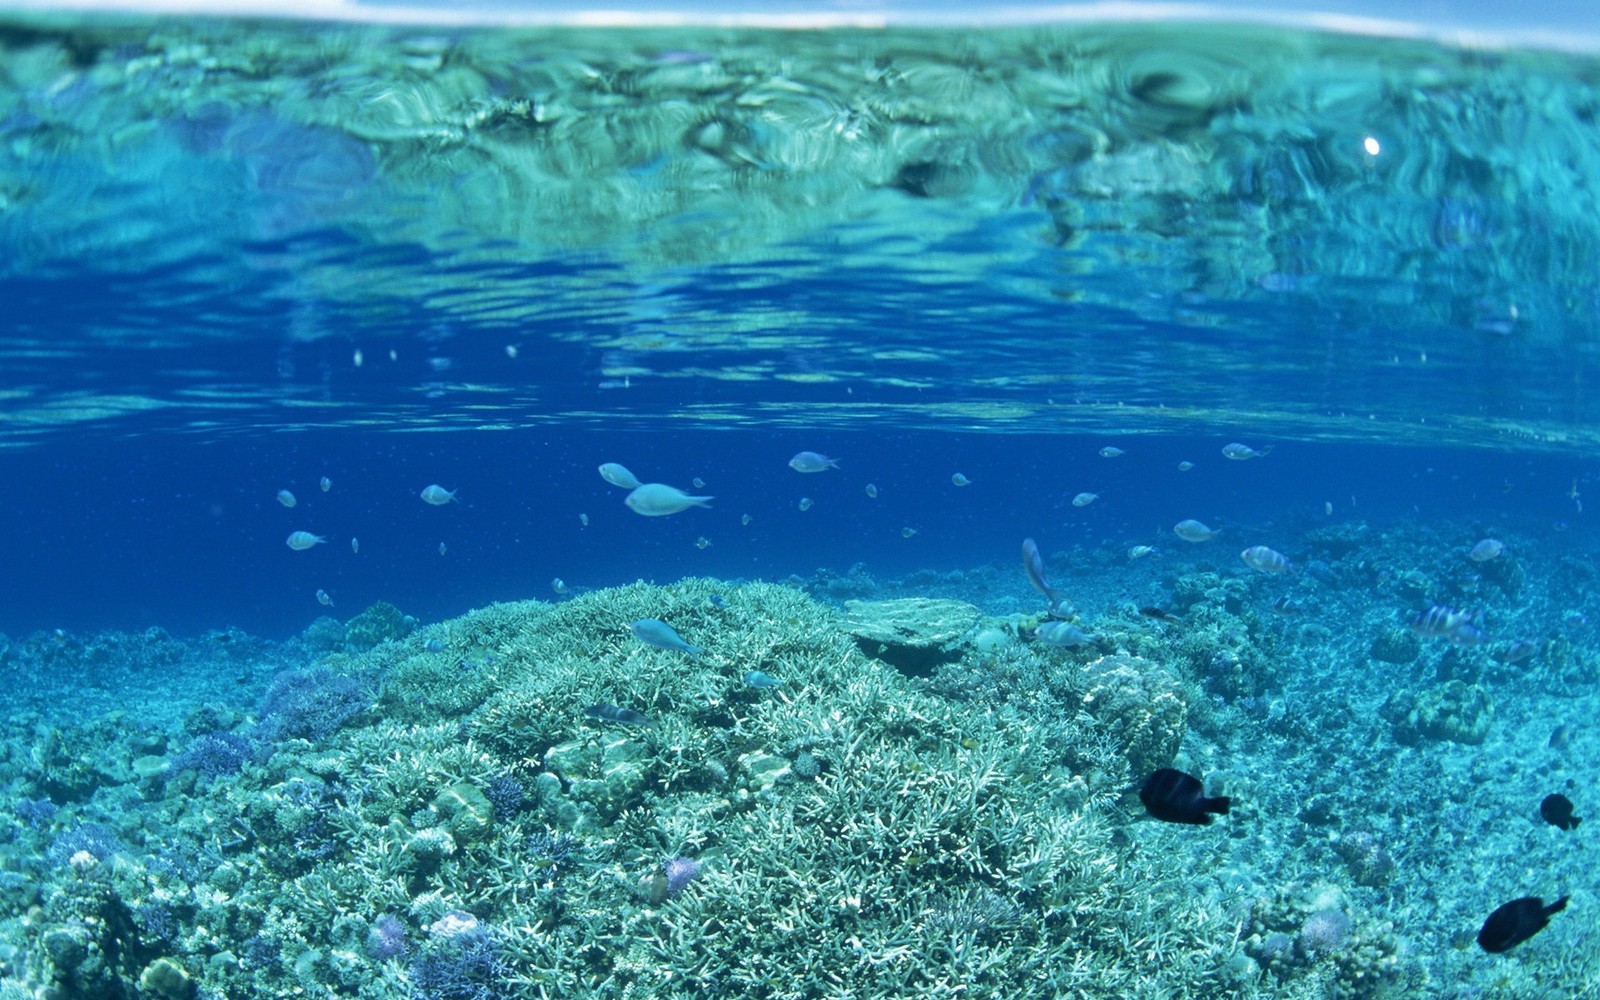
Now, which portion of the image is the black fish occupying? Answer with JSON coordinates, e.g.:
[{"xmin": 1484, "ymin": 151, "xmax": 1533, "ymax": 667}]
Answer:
[
  {"xmin": 1139, "ymin": 768, "xmax": 1230, "ymax": 825},
  {"xmin": 1478, "ymin": 896, "xmax": 1568, "ymax": 953},
  {"xmin": 1540, "ymin": 793, "xmax": 1581, "ymax": 831},
  {"xmin": 583, "ymin": 703, "xmax": 650, "ymax": 726}
]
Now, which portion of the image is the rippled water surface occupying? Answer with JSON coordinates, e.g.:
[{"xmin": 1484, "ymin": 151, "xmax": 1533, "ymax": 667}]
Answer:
[{"xmin": 3, "ymin": 14, "xmax": 1599, "ymax": 451}]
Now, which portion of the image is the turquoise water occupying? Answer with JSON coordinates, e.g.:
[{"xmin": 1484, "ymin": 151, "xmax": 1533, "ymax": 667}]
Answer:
[{"xmin": 2, "ymin": 10, "xmax": 1599, "ymax": 999}]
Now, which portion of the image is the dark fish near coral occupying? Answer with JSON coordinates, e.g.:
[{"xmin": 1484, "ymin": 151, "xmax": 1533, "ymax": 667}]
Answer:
[
  {"xmin": 1139, "ymin": 768, "xmax": 1230, "ymax": 826},
  {"xmin": 1549, "ymin": 724, "xmax": 1576, "ymax": 750},
  {"xmin": 1139, "ymin": 607, "xmax": 1182, "ymax": 624},
  {"xmin": 1541, "ymin": 793, "xmax": 1581, "ymax": 831},
  {"xmin": 1269, "ymin": 595, "xmax": 1301, "ymax": 616},
  {"xmin": 1477, "ymin": 896, "xmax": 1567, "ymax": 953},
  {"xmin": 584, "ymin": 703, "xmax": 650, "ymax": 726}
]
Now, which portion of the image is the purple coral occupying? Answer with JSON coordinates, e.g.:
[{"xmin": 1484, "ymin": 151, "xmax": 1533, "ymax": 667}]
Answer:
[
  {"xmin": 257, "ymin": 668, "xmax": 370, "ymax": 744},
  {"xmin": 663, "ymin": 856, "xmax": 702, "ymax": 899},
  {"xmin": 410, "ymin": 927, "xmax": 511, "ymax": 1000},
  {"xmin": 16, "ymin": 797, "xmax": 56, "ymax": 829},
  {"xmin": 366, "ymin": 914, "xmax": 408, "ymax": 961},
  {"xmin": 46, "ymin": 823, "xmax": 123, "ymax": 867},
  {"xmin": 168, "ymin": 731, "xmax": 254, "ymax": 783},
  {"xmin": 483, "ymin": 775, "xmax": 524, "ymax": 821}
]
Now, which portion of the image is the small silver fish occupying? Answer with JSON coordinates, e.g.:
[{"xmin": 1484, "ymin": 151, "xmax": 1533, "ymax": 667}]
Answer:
[
  {"xmin": 1036, "ymin": 621, "xmax": 1094, "ymax": 647},
  {"xmin": 1494, "ymin": 640, "xmax": 1539, "ymax": 665},
  {"xmin": 1221, "ymin": 443, "xmax": 1271, "ymax": 460},
  {"xmin": 584, "ymin": 703, "xmax": 650, "ymax": 725},
  {"xmin": 789, "ymin": 451, "xmax": 839, "ymax": 473},
  {"xmin": 951, "ymin": 473, "xmax": 971, "ymax": 487},
  {"xmin": 598, "ymin": 463, "xmax": 643, "ymax": 490},
  {"xmin": 865, "ymin": 484, "xmax": 878, "ymax": 499},
  {"xmin": 551, "ymin": 577, "xmax": 568, "ymax": 595},
  {"xmin": 276, "ymin": 489, "xmax": 297, "ymax": 508},
  {"xmin": 1071, "ymin": 492, "xmax": 1098, "ymax": 507},
  {"xmin": 320, "ymin": 476, "xmax": 332, "ymax": 492},
  {"xmin": 1173, "ymin": 519, "xmax": 1220, "ymax": 543},
  {"xmin": 743, "ymin": 670, "xmax": 782, "ymax": 689},
  {"xmin": 286, "ymin": 531, "xmax": 326, "ymax": 551},
  {"xmin": 315, "ymin": 589, "xmax": 333, "ymax": 607},
  {"xmin": 798, "ymin": 497, "xmax": 813, "ymax": 511},
  {"xmin": 1127, "ymin": 545, "xmax": 1161, "ymax": 560},
  {"xmin": 1240, "ymin": 545, "xmax": 1295, "ymax": 574},
  {"xmin": 1098, "ymin": 446, "xmax": 1124, "ymax": 458},
  {"xmin": 350, "ymin": 537, "xmax": 360, "ymax": 554},
  {"xmin": 625, "ymin": 483, "xmax": 713, "ymax": 517},
  {"xmin": 1410, "ymin": 605, "xmax": 1482, "ymax": 645},
  {"xmin": 424, "ymin": 639, "xmax": 447, "ymax": 652},
  {"xmin": 630, "ymin": 618, "xmax": 704, "ymax": 656},
  {"xmin": 1468, "ymin": 538, "xmax": 1505, "ymax": 562}
]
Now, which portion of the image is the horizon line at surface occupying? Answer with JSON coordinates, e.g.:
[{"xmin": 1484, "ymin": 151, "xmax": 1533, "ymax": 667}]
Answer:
[{"xmin": 2, "ymin": 0, "xmax": 1600, "ymax": 53}]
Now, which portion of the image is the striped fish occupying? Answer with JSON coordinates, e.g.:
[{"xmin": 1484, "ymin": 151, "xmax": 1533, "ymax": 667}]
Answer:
[{"xmin": 584, "ymin": 703, "xmax": 650, "ymax": 726}]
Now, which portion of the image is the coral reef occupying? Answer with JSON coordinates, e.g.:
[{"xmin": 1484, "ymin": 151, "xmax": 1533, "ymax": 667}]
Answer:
[
  {"xmin": 843, "ymin": 597, "xmax": 984, "ymax": 676},
  {"xmin": 12, "ymin": 504, "xmax": 1588, "ymax": 1000},
  {"xmin": 1380, "ymin": 680, "xmax": 1495, "ymax": 745},
  {"xmin": 1240, "ymin": 884, "xmax": 1408, "ymax": 998},
  {"xmin": 0, "ymin": 579, "xmax": 1267, "ymax": 998},
  {"xmin": 1079, "ymin": 652, "xmax": 1190, "ymax": 775}
]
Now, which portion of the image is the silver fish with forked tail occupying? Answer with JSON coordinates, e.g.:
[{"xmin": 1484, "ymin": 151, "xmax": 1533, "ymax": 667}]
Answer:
[{"xmin": 630, "ymin": 618, "xmax": 705, "ymax": 656}]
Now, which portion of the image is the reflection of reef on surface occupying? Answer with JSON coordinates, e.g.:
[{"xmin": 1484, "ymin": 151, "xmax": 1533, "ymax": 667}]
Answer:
[{"xmin": 3, "ymin": 16, "xmax": 1600, "ymax": 448}]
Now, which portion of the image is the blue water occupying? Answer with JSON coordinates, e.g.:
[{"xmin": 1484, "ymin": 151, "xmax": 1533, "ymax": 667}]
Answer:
[
  {"xmin": 0, "ymin": 430, "xmax": 1587, "ymax": 637},
  {"xmin": 6, "ymin": 9, "xmax": 1600, "ymax": 999}
]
